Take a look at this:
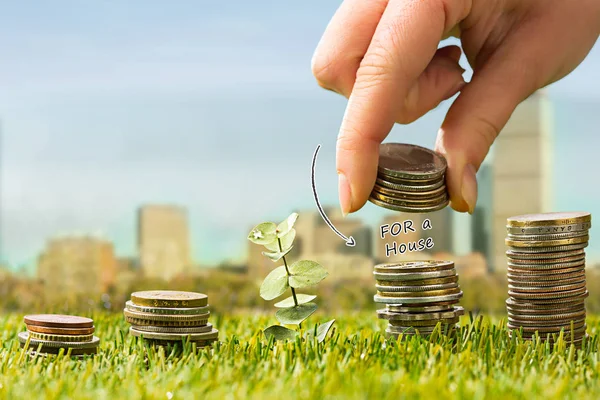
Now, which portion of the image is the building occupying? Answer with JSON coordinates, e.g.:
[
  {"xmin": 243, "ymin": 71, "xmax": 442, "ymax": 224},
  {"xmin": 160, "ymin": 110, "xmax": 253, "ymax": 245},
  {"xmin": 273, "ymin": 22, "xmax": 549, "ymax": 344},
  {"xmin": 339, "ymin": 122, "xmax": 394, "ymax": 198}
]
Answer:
[
  {"xmin": 376, "ymin": 213, "xmax": 427, "ymax": 263},
  {"xmin": 138, "ymin": 205, "xmax": 192, "ymax": 281},
  {"xmin": 472, "ymin": 164, "xmax": 494, "ymax": 271},
  {"xmin": 423, "ymin": 208, "xmax": 454, "ymax": 253},
  {"xmin": 37, "ymin": 235, "xmax": 117, "ymax": 295},
  {"xmin": 491, "ymin": 91, "xmax": 553, "ymax": 271}
]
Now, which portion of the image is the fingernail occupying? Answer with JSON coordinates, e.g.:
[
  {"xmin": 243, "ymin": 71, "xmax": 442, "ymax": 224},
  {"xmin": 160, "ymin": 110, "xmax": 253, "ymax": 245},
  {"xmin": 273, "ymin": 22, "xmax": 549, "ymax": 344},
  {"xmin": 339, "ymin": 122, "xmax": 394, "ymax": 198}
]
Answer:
[
  {"xmin": 444, "ymin": 80, "xmax": 466, "ymax": 100},
  {"xmin": 461, "ymin": 164, "xmax": 478, "ymax": 214},
  {"xmin": 338, "ymin": 172, "xmax": 352, "ymax": 217}
]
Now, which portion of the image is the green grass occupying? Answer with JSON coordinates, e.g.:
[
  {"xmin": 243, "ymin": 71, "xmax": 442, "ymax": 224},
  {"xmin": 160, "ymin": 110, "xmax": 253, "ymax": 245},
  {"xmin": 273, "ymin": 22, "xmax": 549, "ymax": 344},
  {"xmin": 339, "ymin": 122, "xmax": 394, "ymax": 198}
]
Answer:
[{"xmin": 2, "ymin": 313, "xmax": 600, "ymax": 399}]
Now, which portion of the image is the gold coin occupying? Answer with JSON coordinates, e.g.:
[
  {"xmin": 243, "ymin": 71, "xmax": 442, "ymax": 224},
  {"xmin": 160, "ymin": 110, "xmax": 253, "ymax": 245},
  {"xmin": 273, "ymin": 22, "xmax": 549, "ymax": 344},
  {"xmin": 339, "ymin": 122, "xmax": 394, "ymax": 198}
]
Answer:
[
  {"xmin": 505, "ymin": 235, "xmax": 589, "ymax": 248},
  {"xmin": 131, "ymin": 291, "xmax": 208, "ymax": 308},
  {"xmin": 377, "ymin": 276, "xmax": 458, "ymax": 286},
  {"xmin": 28, "ymin": 331, "xmax": 94, "ymax": 343},
  {"xmin": 377, "ymin": 287, "xmax": 461, "ymax": 297},
  {"xmin": 374, "ymin": 260, "xmax": 454, "ymax": 273},
  {"xmin": 507, "ymin": 212, "xmax": 591, "ymax": 227},
  {"xmin": 123, "ymin": 309, "xmax": 210, "ymax": 322},
  {"xmin": 125, "ymin": 316, "xmax": 209, "ymax": 327}
]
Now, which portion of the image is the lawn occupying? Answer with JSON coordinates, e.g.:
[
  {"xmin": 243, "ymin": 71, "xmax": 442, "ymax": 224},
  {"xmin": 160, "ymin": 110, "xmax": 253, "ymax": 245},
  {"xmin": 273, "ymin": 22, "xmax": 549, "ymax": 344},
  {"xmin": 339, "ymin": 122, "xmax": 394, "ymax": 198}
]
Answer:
[{"xmin": 1, "ymin": 312, "xmax": 600, "ymax": 399}]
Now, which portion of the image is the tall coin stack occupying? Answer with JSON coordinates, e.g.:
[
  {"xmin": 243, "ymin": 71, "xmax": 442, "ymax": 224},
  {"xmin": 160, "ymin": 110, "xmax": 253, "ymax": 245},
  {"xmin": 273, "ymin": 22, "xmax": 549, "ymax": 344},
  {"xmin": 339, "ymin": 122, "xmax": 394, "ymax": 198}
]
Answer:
[
  {"xmin": 505, "ymin": 212, "xmax": 591, "ymax": 346},
  {"xmin": 18, "ymin": 314, "xmax": 99, "ymax": 357},
  {"xmin": 124, "ymin": 290, "xmax": 219, "ymax": 347},
  {"xmin": 368, "ymin": 143, "xmax": 449, "ymax": 213},
  {"xmin": 374, "ymin": 261, "xmax": 464, "ymax": 338}
]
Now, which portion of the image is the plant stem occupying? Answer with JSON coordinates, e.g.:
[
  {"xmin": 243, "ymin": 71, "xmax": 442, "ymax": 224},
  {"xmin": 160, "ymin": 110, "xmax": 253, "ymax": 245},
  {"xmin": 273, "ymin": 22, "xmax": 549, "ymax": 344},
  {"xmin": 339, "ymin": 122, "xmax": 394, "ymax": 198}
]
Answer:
[{"xmin": 278, "ymin": 238, "xmax": 299, "ymax": 307}]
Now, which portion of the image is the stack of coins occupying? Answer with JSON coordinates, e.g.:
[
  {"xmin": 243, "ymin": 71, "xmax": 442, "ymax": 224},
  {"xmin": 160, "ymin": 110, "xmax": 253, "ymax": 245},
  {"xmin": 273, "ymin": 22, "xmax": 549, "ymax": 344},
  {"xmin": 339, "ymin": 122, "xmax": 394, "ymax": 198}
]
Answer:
[
  {"xmin": 505, "ymin": 212, "xmax": 591, "ymax": 346},
  {"xmin": 18, "ymin": 314, "xmax": 99, "ymax": 357},
  {"xmin": 124, "ymin": 290, "xmax": 218, "ymax": 347},
  {"xmin": 368, "ymin": 143, "xmax": 449, "ymax": 213},
  {"xmin": 374, "ymin": 261, "xmax": 464, "ymax": 338}
]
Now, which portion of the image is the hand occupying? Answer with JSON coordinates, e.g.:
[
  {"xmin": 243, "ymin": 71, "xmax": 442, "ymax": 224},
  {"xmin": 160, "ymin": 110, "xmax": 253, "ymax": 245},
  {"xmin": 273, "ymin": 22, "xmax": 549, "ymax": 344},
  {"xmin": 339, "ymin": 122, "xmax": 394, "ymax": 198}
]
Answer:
[{"xmin": 312, "ymin": 0, "xmax": 600, "ymax": 214}]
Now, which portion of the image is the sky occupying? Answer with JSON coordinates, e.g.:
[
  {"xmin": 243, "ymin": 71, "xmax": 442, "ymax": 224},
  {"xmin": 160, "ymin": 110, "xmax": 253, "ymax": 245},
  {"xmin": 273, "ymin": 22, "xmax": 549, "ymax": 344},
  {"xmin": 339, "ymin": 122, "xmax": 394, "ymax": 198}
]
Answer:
[{"xmin": 1, "ymin": 1, "xmax": 600, "ymax": 271}]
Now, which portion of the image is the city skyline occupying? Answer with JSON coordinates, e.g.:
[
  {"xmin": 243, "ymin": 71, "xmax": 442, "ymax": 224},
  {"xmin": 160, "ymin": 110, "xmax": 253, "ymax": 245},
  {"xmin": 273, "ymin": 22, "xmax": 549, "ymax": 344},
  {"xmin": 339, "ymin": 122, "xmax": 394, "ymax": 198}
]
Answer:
[{"xmin": 1, "ymin": 1, "xmax": 600, "ymax": 270}]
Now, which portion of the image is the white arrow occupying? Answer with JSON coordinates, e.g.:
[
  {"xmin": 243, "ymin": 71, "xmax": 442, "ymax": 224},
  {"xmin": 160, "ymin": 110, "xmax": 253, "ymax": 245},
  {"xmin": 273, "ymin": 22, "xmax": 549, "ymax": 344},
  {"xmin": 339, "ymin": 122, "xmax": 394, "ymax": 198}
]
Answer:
[{"xmin": 311, "ymin": 144, "xmax": 356, "ymax": 247}]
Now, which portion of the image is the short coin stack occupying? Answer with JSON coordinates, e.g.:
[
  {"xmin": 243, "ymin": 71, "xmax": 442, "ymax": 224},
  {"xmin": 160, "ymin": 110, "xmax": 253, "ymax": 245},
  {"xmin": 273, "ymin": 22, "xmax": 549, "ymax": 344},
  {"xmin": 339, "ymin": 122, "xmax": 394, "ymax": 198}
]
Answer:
[
  {"xmin": 124, "ymin": 290, "xmax": 218, "ymax": 347},
  {"xmin": 374, "ymin": 260, "xmax": 464, "ymax": 338},
  {"xmin": 18, "ymin": 314, "xmax": 99, "ymax": 357},
  {"xmin": 369, "ymin": 143, "xmax": 449, "ymax": 213},
  {"xmin": 505, "ymin": 212, "xmax": 591, "ymax": 346}
]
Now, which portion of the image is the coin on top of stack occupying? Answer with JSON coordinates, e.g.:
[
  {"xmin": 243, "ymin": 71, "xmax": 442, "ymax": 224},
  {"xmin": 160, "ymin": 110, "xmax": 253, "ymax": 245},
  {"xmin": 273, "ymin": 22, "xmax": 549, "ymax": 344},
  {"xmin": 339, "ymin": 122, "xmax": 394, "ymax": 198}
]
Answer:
[
  {"xmin": 368, "ymin": 143, "xmax": 449, "ymax": 213},
  {"xmin": 124, "ymin": 290, "xmax": 218, "ymax": 347},
  {"xmin": 505, "ymin": 212, "xmax": 591, "ymax": 346},
  {"xmin": 18, "ymin": 314, "xmax": 99, "ymax": 357},
  {"xmin": 374, "ymin": 260, "xmax": 464, "ymax": 338}
]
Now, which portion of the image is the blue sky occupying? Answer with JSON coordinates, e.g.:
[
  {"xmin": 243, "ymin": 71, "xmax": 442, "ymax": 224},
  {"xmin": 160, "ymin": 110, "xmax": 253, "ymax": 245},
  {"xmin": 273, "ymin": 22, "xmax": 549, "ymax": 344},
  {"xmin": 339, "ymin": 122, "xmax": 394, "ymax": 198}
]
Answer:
[{"xmin": 1, "ymin": 1, "xmax": 600, "ymax": 270}]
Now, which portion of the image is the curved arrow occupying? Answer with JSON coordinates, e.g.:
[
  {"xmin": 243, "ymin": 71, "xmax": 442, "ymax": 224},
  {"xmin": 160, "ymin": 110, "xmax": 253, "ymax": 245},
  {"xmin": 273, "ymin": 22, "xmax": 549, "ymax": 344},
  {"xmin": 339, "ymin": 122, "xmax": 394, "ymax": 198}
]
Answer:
[{"xmin": 311, "ymin": 144, "xmax": 356, "ymax": 247}]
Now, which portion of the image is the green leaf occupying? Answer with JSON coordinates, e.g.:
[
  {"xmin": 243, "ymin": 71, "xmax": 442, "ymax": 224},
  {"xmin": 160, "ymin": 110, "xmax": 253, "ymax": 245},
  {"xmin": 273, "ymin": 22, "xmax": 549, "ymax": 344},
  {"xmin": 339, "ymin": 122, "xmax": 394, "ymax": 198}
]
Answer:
[
  {"xmin": 263, "ymin": 325, "xmax": 298, "ymax": 341},
  {"xmin": 289, "ymin": 260, "xmax": 328, "ymax": 288},
  {"xmin": 274, "ymin": 294, "xmax": 317, "ymax": 308},
  {"xmin": 264, "ymin": 228, "xmax": 296, "ymax": 252},
  {"xmin": 259, "ymin": 266, "xmax": 289, "ymax": 300},
  {"xmin": 316, "ymin": 319, "xmax": 336, "ymax": 343},
  {"xmin": 262, "ymin": 246, "xmax": 294, "ymax": 262},
  {"xmin": 276, "ymin": 213, "xmax": 298, "ymax": 237},
  {"xmin": 276, "ymin": 303, "xmax": 317, "ymax": 325},
  {"xmin": 248, "ymin": 222, "xmax": 277, "ymax": 245}
]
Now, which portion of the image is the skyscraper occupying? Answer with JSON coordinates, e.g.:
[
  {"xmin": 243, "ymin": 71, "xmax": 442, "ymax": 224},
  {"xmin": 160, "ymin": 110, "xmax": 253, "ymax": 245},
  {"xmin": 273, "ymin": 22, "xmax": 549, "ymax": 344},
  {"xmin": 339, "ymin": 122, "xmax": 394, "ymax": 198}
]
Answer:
[
  {"xmin": 38, "ymin": 235, "xmax": 116, "ymax": 295},
  {"xmin": 491, "ymin": 91, "xmax": 553, "ymax": 271},
  {"xmin": 376, "ymin": 213, "xmax": 424, "ymax": 263},
  {"xmin": 423, "ymin": 208, "xmax": 454, "ymax": 254},
  {"xmin": 138, "ymin": 205, "xmax": 191, "ymax": 281},
  {"xmin": 472, "ymin": 164, "xmax": 494, "ymax": 271}
]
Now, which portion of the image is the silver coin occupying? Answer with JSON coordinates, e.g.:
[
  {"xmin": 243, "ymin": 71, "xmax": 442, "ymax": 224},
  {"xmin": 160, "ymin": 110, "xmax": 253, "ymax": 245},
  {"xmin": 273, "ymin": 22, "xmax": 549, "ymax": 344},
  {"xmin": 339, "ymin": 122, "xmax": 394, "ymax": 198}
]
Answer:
[
  {"xmin": 18, "ymin": 332, "xmax": 100, "ymax": 349},
  {"xmin": 506, "ymin": 243, "xmax": 588, "ymax": 254},
  {"xmin": 374, "ymin": 270, "xmax": 456, "ymax": 282},
  {"xmin": 507, "ymin": 310, "xmax": 586, "ymax": 322},
  {"xmin": 388, "ymin": 316, "xmax": 460, "ymax": 327},
  {"xmin": 508, "ymin": 281, "xmax": 586, "ymax": 293},
  {"xmin": 506, "ymin": 222, "xmax": 592, "ymax": 235},
  {"xmin": 507, "ymin": 261, "xmax": 586, "ymax": 270},
  {"xmin": 368, "ymin": 196, "xmax": 449, "ymax": 213},
  {"xmin": 377, "ymin": 306, "xmax": 464, "ymax": 321},
  {"xmin": 374, "ymin": 292, "xmax": 463, "ymax": 304},
  {"xmin": 131, "ymin": 324, "xmax": 214, "ymax": 334},
  {"xmin": 387, "ymin": 304, "xmax": 456, "ymax": 313},
  {"xmin": 506, "ymin": 249, "xmax": 585, "ymax": 260},
  {"xmin": 123, "ymin": 309, "xmax": 210, "ymax": 322},
  {"xmin": 130, "ymin": 327, "xmax": 219, "ymax": 341},
  {"xmin": 507, "ymin": 276, "xmax": 586, "ymax": 288},
  {"xmin": 372, "ymin": 183, "xmax": 447, "ymax": 199},
  {"xmin": 508, "ymin": 287, "xmax": 587, "ymax": 300},
  {"xmin": 125, "ymin": 301, "xmax": 210, "ymax": 316},
  {"xmin": 506, "ymin": 230, "xmax": 589, "ymax": 241},
  {"xmin": 370, "ymin": 190, "xmax": 449, "ymax": 206},
  {"xmin": 377, "ymin": 143, "xmax": 447, "ymax": 180},
  {"xmin": 375, "ymin": 283, "xmax": 459, "ymax": 292},
  {"xmin": 376, "ymin": 177, "xmax": 445, "ymax": 192}
]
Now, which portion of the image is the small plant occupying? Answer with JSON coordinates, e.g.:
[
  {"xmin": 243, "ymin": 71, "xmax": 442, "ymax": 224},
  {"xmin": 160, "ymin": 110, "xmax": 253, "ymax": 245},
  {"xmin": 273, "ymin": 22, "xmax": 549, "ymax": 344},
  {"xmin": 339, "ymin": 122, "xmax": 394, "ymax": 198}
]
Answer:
[{"xmin": 248, "ymin": 212, "xmax": 335, "ymax": 342}]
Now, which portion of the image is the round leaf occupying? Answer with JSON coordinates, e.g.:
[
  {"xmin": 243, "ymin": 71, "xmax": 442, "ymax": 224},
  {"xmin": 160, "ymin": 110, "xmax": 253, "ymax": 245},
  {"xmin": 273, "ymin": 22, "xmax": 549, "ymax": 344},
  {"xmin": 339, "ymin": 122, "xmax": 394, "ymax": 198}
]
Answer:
[
  {"xmin": 248, "ymin": 222, "xmax": 277, "ymax": 245},
  {"xmin": 275, "ymin": 303, "xmax": 317, "ymax": 325},
  {"xmin": 274, "ymin": 294, "xmax": 317, "ymax": 308},
  {"xmin": 289, "ymin": 260, "xmax": 328, "ymax": 288},
  {"xmin": 259, "ymin": 266, "xmax": 289, "ymax": 300},
  {"xmin": 263, "ymin": 325, "xmax": 298, "ymax": 342},
  {"xmin": 316, "ymin": 319, "xmax": 336, "ymax": 343},
  {"xmin": 277, "ymin": 213, "xmax": 298, "ymax": 237},
  {"xmin": 262, "ymin": 246, "xmax": 294, "ymax": 263},
  {"xmin": 265, "ymin": 228, "xmax": 296, "ymax": 252}
]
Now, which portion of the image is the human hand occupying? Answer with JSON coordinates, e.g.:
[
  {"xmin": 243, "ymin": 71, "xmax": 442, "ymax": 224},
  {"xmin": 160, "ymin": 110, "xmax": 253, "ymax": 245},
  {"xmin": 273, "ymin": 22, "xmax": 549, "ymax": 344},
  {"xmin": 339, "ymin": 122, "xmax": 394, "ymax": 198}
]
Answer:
[{"xmin": 312, "ymin": 0, "xmax": 600, "ymax": 214}]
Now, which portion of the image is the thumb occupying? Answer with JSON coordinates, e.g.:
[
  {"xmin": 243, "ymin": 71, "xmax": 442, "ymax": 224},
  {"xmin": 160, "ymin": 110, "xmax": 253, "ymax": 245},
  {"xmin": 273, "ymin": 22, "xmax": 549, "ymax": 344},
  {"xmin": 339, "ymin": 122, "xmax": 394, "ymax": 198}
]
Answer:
[{"xmin": 435, "ymin": 46, "xmax": 541, "ymax": 213}]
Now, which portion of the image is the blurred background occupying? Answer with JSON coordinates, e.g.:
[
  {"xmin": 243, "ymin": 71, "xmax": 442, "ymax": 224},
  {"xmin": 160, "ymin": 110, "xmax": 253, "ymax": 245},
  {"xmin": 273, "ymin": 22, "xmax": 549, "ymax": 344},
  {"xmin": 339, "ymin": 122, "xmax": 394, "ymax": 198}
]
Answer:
[{"xmin": 1, "ymin": 1, "xmax": 600, "ymax": 315}]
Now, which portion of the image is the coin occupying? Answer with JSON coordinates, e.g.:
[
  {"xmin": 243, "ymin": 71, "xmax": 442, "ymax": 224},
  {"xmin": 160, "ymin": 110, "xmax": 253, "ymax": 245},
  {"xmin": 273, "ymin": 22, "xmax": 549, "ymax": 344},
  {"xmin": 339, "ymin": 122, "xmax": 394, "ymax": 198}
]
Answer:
[
  {"xmin": 125, "ymin": 316, "xmax": 209, "ymax": 327},
  {"xmin": 507, "ymin": 277, "xmax": 586, "ymax": 288},
  {"xmin": 506, "ymin": 222, "xmax": 592, "ymax": 235},
  {"xmin": 19, "ymin": 343, "xmax": 98, "ymax": 356},
  {"xmin": 508, "ymin": 281, "xmax": 586, "ymax": 294},
  {"xmin": 377, "ymin": 287, "xmax": 461, "ymax": 297},
  {"xmin": 375, "ymin": 283, "xmax": 458, "ymax": 292},
  {"xmin": 377, "ymin": 276, "xmax": 458, "ymax": 287},
  {"xmin": 508, "ymin": 287, "xmax": 587, "ymax": 300},
  {"xmin": 144, "ymin": 339, "xmax": 217, "ymax": 348},
  {"xmin": 123, "ymin": 309, "xmax": 210, "ymax": 322},
  {"xmin": 389, "ymin": 316, "xmax": 459, "ymax": 327},
  {"xmin": 507, "ymin": 304, "xmax": 585, "ymax": 315},
  {"xmin": 131, "ymin": 291, "xmax": 208, "ymax": 308},
  {"xmin": 506, "ymin": 231, "xmax": 589, "ymax": 241},
  {"xmin": 507, "ymin": 310, "xmax": 586, "ymax": 322},
  {"xmin": 28, "ymin": 331, "xmax": 94, "ymax": 343},
  {"xmin": 506, "ymin": 248, "xmax": 585, "ymax": 260},
  {"xmin": 374, "ymin": 270, "xmax": 456, "ymax": 281},
  {"xmin": 368, "ymin": 196, "xmax": 449, "ymax": 213},
  {"xmin": 386, "ymin": 303, "xmax": 457, "ymax": 313},
  {"xmin": 377, "ymin": 143, "xmax": 447, "ymax": 180},
  {"xmin": 131, "ymin": 324, "xmax": 214, "ymax": 334},
  {"xmin": 26, "ymin": 325, "xmax": 95, "ymax": 335},
  {"xmin": 377, "ymin": 307, "xmax": 464, "ymax": 321},
  {"xmin": 18, "ymin": 332, "xmax": 100, "ymax": 349},
  {"xmin": 505, "ymin": 235, "xmax": 589, "ymax": 248},
  {"xmin": 374, "ymin": 292, "xmax": 463, "ymax": 304},
  {"xmin": 374, "ymin": 261, "xmax": 454, "ymax": 273},
  {"xmin": 370, "ymin": 190, "xmax": 449, "ymax": 206},
  {"xmin": 24, "ymin": 315, "xmax": 93, "ymax": 329},
  {"xmin": 375, "ymin": 177, "xmax": 445, "ymax": 192},
  {"xmin": 125, "ymin": 301, "xmax": 210, "ymax": 316},
  {"xmin": 130, "ymin": 327, "xmax": 219, "ymax": 341},
  {"xmin": 372, "ymin": 183, "xmax": 447, "ymax": 199},
  {"xmin": 506, "ymin": 243, "xmax": 588, "ymax": 253},
  {"xmin": 507, "ymin": 212, "xmax": 591, "ymax": 227}
]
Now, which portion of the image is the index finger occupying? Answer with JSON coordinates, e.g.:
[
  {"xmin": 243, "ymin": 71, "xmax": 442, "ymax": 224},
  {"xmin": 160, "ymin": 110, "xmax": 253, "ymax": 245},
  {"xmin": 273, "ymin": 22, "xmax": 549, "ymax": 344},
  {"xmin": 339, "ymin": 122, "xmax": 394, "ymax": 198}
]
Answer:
[{"xmin": 336, "ymin": 0, "xmax": 462, "ymax": 214}]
